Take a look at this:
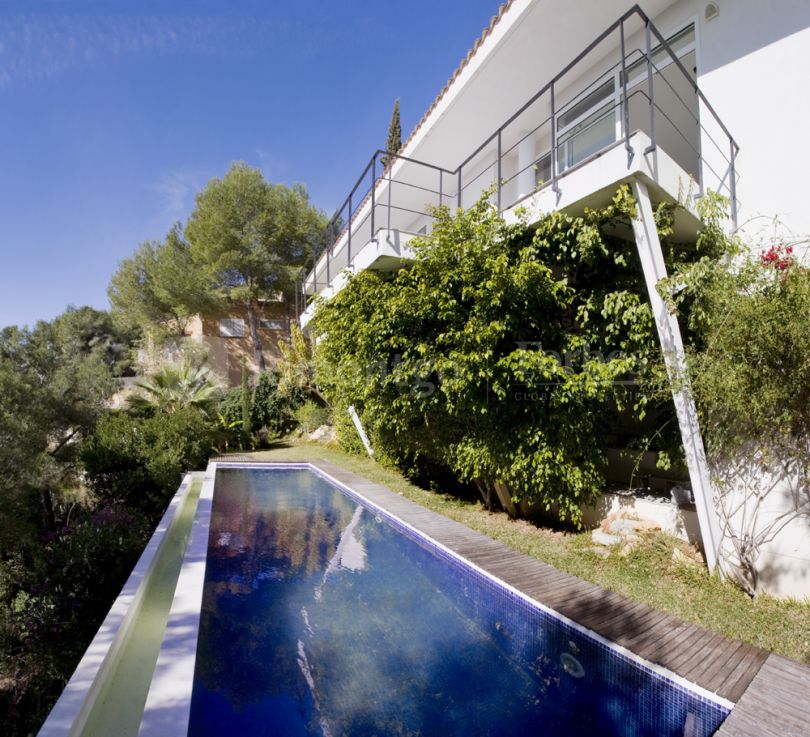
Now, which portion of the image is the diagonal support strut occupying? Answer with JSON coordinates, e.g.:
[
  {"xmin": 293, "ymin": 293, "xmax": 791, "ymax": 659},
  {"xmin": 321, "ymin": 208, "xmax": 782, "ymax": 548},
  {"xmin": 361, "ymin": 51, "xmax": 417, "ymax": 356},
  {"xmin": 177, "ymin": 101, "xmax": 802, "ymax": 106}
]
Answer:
[{"xmin": 630, "ymin": 177, "xmax": 721, "ymax": 572}]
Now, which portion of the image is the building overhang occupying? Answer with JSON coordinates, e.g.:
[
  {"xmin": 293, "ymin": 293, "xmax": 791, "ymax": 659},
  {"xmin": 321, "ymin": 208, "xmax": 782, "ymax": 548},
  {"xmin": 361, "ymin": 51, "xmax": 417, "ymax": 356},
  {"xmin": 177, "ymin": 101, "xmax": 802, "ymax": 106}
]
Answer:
[{"xmin": 300, "ymin": 130, "xmax": 704, "ymax": 330}]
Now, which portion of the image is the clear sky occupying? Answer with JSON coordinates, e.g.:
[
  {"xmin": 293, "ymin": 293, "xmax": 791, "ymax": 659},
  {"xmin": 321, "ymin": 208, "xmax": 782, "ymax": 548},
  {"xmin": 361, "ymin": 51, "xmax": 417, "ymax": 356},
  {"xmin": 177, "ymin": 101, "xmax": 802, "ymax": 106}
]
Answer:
[{"xmin": 0, "ymin": 0, "xmax": 501, "ymax": 328}]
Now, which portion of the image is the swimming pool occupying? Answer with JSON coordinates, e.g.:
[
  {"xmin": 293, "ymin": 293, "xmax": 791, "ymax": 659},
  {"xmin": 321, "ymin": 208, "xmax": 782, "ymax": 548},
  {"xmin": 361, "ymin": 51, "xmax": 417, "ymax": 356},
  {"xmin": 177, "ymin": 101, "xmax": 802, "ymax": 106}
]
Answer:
[{"xmin": 182, "ymin": 466, "xmax": 729, "ymax": 737}]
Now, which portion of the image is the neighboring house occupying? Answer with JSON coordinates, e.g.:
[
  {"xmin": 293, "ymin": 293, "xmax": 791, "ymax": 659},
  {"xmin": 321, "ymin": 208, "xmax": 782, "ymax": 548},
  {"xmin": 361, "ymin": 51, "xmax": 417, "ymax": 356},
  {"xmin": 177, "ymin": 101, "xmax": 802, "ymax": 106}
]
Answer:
[
  {"xmin": 297, "ymin": 1, "xmax": 810, "ymax": 596},
  {"xmin": 139, "ymin": 300, "xmax": 292, "ymax": 386},
  {"xmin": 187, "ymin": 302, "xmax": 292, "ymax": 386}
]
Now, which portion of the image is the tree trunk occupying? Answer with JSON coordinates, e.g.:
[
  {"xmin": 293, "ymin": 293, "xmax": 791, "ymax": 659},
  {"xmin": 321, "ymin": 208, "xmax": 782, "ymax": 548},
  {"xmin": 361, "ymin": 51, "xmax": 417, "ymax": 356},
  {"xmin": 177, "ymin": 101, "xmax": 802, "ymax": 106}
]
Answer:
[
  {"xmin": 41, "ymin": 488, "xmax": 56, "ymax": 531},
  {"xmin": 245, "ymin": 299, "xmax": 266, "ymax": 372},
  {"xmin": 473, "ymin": 478, "xmax": 502, "ymax": 512}
]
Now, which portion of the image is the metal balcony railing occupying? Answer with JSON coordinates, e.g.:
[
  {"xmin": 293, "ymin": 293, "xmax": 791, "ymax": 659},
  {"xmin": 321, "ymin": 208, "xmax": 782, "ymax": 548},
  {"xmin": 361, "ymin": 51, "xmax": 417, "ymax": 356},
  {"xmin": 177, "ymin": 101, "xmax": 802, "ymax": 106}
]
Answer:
[{"xmin": 297, "ymin": 4, "xmax": 739, "ymax": 319}]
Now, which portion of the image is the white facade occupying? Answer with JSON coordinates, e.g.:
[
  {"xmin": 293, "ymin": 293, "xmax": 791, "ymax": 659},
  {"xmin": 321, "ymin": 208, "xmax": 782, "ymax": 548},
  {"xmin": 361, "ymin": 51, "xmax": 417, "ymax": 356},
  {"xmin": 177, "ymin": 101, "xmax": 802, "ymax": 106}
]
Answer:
[{"xmin": 300, "ymin": 1, "xmax": 810, "ymax": 598}]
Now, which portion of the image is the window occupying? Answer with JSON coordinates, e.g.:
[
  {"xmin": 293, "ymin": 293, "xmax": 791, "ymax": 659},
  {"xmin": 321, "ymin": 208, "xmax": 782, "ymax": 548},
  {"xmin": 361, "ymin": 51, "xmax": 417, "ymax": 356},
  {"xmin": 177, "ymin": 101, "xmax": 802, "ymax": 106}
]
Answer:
[
  {"xmin": 623, "ymin": 24, "xmax": 696, "ymax": 86},
  {"xmin": 259, "ymin": 318, "xmax": 285, "ymax": 330},
  {"xmin": 219, "ymin": 318, "xmax": 245, "ymax": 338},
  {"xmin": 556, "ymin": 78, "xmax": 616, "ymax": 172},
  {"xmin": 534, "ymin": 152, "xmax": 552, "ymax": 186}
]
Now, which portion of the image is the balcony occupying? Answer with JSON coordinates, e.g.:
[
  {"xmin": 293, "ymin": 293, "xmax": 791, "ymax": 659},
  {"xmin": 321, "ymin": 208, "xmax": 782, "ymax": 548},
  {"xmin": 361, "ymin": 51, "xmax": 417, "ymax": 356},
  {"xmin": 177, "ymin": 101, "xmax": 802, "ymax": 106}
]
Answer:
[{"xmin": 297, "ymin": 5, "xmax": 738, "ymax": 329}]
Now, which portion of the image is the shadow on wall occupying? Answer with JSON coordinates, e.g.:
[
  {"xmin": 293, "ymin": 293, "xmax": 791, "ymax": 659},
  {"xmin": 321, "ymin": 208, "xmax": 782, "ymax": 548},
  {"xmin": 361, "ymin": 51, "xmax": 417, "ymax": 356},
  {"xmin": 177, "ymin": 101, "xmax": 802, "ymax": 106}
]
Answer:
[
  {"xmin": 698, "ymin": 1, "xmax": 810, "ymax": 76},
  {"xmin": 712, "ymin": 449, "xmax": 810, "ymax": 600}
]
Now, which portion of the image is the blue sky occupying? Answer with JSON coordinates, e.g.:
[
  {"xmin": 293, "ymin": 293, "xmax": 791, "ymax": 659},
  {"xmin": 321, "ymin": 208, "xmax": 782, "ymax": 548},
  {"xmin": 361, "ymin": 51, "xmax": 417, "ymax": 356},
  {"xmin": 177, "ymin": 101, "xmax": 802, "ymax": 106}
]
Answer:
[{"xmin": 0, "ymin": 0, "xmax": 500, "ymax": 328}]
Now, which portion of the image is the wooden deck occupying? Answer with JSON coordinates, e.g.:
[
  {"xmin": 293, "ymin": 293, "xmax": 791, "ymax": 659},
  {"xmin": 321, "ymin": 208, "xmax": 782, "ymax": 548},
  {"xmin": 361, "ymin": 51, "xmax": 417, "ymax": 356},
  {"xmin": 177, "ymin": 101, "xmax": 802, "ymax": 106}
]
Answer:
[
  {"xmin": 212, "ymin": 455, "xmax": 810, "ymax": 735},
  {"xmin": 715, "ymin": 654, "xmax": 810, "ymax": 736}
]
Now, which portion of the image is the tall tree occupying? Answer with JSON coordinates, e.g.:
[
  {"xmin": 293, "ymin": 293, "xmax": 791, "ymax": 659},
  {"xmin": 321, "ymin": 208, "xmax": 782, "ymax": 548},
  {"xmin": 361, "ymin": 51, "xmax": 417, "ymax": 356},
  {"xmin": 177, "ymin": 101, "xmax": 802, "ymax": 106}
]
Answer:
[
  {"xmin": 0, "ymin": 308, "xmax": 126, "ymax": 539},
  {"xmin": 108, "ymin": 224, "xmax": 215, "ymax": 338},
  {"xmin": 184, "ymin": 162, "xmax": 326, "ymax": 371},
  {"xmin": 382, "ymin": 98, "xmax": 402, "ymax": 170}
]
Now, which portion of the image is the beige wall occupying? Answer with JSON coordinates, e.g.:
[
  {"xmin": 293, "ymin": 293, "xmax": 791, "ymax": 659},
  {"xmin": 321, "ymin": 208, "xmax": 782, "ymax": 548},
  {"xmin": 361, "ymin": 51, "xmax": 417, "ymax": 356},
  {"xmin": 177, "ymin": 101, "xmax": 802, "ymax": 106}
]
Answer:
[{"xmin": 198, "ymin": 302, "xmax": 292, "ymax": 386}]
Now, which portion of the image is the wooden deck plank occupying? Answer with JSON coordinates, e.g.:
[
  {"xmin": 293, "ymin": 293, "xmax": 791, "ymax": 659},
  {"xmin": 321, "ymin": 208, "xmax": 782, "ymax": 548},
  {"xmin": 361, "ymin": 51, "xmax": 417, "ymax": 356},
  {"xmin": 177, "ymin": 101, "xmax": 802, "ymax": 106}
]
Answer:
[
  {"xmin": 665, "ymin": 627, "xmax": 724, "ymax": 672},
  {"xmin": 590, "ymin": 598, "xmax": 653, "ymax": 637},
  {"xmin": 691, "ymin": 638, "xmax": 747, "ymax": 687},
  {"xmin": 715, "ymin": 653, "xmax": 810, "ymax": 737},
  {"xmin": 715, "ymin": 645, "xmax": 770, "ymax": 701}
]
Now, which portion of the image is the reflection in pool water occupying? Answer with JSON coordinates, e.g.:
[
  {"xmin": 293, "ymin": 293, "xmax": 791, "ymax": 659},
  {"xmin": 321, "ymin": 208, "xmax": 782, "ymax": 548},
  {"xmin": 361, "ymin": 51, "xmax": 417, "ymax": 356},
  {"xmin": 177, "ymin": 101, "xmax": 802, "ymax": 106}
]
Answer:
[{"xmin": 188, "ymin": 468, "xmax": 729, "ymax": 737}]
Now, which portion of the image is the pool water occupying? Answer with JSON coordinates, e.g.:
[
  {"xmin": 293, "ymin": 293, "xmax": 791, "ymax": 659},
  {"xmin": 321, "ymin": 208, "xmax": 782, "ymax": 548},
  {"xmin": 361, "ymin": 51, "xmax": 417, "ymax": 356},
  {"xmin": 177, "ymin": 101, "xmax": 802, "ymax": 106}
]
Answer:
[{"xmin": 187, "ymin": 467, "xmax": 729, "ymax": 737}]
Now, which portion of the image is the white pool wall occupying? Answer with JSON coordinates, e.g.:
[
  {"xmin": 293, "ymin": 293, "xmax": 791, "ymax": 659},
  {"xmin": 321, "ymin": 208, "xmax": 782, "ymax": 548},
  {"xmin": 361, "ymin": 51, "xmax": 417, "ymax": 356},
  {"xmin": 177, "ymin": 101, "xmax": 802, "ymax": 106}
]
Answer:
[{"xmin": 37, "ymin": 474, "xmax": 197, "ymax": 737}]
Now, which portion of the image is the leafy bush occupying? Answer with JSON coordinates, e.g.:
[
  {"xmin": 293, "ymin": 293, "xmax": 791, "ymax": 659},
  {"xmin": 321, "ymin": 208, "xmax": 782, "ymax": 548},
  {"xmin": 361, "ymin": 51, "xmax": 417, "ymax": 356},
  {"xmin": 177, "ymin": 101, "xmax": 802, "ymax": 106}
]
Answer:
[
  {"xmin": 313, "ymin": 189, "xmax": 715, "ymax": 522},
  {"xmin": 217, "ymin": 386, "xmax": 244, "ymax": 427},
  {"xmin": 0, "ymin": 505, "xmax": 147, "ymax": 734},
  {"xmin": 82, "ymin": 407, "xmax": 214, "ymax": 516},
  {"xmin": 295, "ymin": 400, "xmax": 331, "ymax": 434},
  {"xmin": 252, "ymin": 369, "xmax": 301, "ymax": 437},
  {"xmin": 218, "ymin": 369, "xmax": 304, "ymax": 443},
  {"xmin": 666, "ymin": 241, "xmax": 810, "ymax": 454},
  {"xmin": 662, "ymin": 236, "xmax": 810, "ymax": 593}
]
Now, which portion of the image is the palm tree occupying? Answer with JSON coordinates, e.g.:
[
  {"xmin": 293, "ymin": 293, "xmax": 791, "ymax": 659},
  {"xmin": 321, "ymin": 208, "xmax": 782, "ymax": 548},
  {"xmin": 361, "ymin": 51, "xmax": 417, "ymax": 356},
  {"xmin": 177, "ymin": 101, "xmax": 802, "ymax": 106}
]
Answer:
[{"xmin": 126, "ymin": 362, "xmax": 222, "ymax": 417}]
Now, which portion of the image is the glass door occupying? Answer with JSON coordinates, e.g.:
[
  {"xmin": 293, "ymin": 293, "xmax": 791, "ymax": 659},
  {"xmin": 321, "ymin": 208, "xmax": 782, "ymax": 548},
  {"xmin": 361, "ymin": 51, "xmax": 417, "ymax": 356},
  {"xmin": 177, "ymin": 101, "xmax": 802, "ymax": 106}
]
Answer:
[{"xmin": 556, "ymin": 78, "xmax": 617, "ymax": 173}]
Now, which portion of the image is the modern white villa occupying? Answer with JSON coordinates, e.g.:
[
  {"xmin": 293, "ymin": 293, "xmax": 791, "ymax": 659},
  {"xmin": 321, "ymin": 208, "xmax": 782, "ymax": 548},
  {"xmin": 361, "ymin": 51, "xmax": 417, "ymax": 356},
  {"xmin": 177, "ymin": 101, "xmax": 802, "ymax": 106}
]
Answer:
[
  {"xmin": 32, "ymin": 5, "xmax": 810, "ymax": 736},
  {"xmin": 296, "ymin": 0, "xmax": 810, "ymax": 598}
]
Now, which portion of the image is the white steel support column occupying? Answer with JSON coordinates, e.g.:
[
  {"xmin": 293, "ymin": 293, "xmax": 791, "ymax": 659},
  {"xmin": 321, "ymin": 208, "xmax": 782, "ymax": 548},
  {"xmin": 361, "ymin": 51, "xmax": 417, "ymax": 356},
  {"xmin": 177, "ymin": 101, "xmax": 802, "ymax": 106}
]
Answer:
[{"xmin": 630, "ymin": 178, "xmax": 721, "ymax": 572}]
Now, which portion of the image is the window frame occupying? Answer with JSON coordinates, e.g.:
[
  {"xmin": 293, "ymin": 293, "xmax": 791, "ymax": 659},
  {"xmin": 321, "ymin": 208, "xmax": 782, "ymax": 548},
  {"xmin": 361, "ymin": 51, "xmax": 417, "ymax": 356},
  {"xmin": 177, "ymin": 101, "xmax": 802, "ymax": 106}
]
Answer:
[{"xmin": 219, "ymin": 318, "xmax": 246, "ymax": 338}]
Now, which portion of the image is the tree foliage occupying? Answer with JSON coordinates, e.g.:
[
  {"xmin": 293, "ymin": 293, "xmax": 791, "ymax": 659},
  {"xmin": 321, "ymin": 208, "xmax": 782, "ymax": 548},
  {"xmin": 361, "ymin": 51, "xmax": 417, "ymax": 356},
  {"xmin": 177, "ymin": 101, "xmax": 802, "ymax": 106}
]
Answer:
[
  {"xmin": 0, "ymin": 307, "xmax": 140, "ymax": 733},
  {"xmin": 184, "ymin": 162, "xmax": 327, "ymax": 370},
  {"xmin": 108, "ymin": 224, "xmax": 214, "ymax": 337},
  {"xmin": 382, "ymin": 98, "xmax": 402, "ymax": 170},
  {"xmin": 81, "ymin": 408, "xmax": 215, "ymax": 516},
  {"xmin": 313, "ymin": 189, "xmax": 690, "ymax": 521},
  {"xmin": 0, "ymin": 308, "xmax": 127, "ymax": 539}
]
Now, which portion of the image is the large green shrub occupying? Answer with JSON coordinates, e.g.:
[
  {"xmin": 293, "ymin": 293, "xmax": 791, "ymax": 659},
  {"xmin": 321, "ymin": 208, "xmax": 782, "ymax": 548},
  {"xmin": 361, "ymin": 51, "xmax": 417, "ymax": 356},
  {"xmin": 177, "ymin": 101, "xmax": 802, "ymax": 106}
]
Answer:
[
  {"xmin": 82, "ymin": 408, "xmax": 214, "ymax": 515},
  {"xmin": 313, "ymin": 189, "xmax": 716, "ymax": 522},
  {"xmin": 252, "ymin": 369, "xmax": 303, "ymax": 437},
  {"xmin": 659, "ymin": 233, "xmax": 810, "ymax": 594},
  {"xmin": 665, "ymin": 241, "xmax": 810, "ymax": 454},
  {"xmin": 295, "ymin": 400, "xmax": 331, "ymax": 434},
  {"xmin": 218, "ymin": 369, "xmax": 304, "ymax": 443}
]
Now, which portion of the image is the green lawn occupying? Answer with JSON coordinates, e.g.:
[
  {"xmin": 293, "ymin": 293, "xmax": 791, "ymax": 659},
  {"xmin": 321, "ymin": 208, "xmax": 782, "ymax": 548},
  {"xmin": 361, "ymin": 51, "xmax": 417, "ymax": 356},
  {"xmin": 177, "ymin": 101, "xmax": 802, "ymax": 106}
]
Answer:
[{"xmin": 230, "ymin": 441, "xmax": 810, "ymax": 664}]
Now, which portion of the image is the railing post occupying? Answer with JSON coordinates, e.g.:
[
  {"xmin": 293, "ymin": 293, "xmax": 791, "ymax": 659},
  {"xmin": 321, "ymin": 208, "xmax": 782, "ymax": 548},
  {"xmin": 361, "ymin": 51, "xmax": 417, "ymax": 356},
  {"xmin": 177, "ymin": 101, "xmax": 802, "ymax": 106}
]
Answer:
[
  {"xmin": 644, "ymin": 20, "xmax": 656, "ymax": 154},
  {"xmin": 730, "ymin": 142, "xmax": 738, "ymax": 230},
  {"xmin": 371, "ymin": 154, "xmax": 376, "ymax": 240},
  {"xmin": 346, "ymin": 194, "xmax": 352, "ymax": 266},
  {"xmin": 550, "ymin": 82, "xmax": 560, "ymax": 197},
  {"xmin": 619, "ymin": 18, "xmax": 634, "ymax": 166},
  {"xmin": 326, "ymin": 245, "xmax": 331, "ymax": 287},
  {"xmin": 457, "ymin": 168, "xmax": 462, "ymax": 209},
  {"xmin": 498, "ymin": 128, "xmax": 501, "ymax": 210}
]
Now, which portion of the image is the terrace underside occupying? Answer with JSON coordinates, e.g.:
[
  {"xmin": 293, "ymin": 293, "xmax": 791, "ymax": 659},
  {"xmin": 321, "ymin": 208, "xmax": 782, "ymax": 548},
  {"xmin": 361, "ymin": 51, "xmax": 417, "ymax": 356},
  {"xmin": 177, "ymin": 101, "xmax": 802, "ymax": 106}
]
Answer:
[{"xmin": 300, "ymin": 130, "xmax": 706, "ymax": 329}]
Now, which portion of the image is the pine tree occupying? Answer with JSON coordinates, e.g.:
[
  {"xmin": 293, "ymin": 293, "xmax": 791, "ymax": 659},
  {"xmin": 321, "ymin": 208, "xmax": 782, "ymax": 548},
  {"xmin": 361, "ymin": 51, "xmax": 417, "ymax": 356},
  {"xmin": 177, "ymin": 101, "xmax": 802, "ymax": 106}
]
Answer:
[{"xmin": 382, "ymin": 98, "xmax": 402, "ymax": 170}]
